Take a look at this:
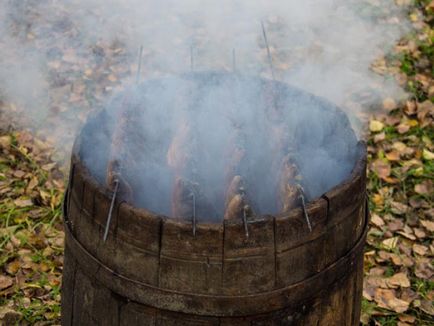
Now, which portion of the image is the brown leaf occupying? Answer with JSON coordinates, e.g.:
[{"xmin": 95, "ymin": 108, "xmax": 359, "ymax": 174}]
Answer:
[
  {"xmin": 372, "ymin": 159, "xmax": 391, "ymax": 179},
  {"xmin": 0, "ymin": 275, "xmax": 13, "ymax": 290},
  {"xmin": 371, "ymin": 213, "xmax": 385, "ymax": 227},
  {"xmin": 13, "ymin": 170, "xmax": 26, "ymax": 178},
  {"xmin": 387, "ymin": 273, "xmax": 410, "ymax": 288},
  {"xmin": 413, "ymin": 244, "xmax": 428, "ymax": 256},
  {"xmin": 374, "ymin": 132, "xmax": 386, "ymax": 143},
  {"xmin": 398, "ymin": 314, "xmax": 416, "ymax": 324},
  {"xmin": 390, "ymin": 202, "xmax": 409, "ymax": 215},
  {"xmin": 385, "ymin": 150, "xmax": 400, "ymax": 161},
  {"xmin": 13, "ymin": 198, "xmax": 33, "ymax": 208},
  {"xmin": 374, "ymin": 288, "xmax": 409, "ymax": 313},
  {"xmin": 420, "ymin": 299, "xmax": 434, "ymax": 316},
  {"xmin": 420, "ymin": 220, "xmax": 434, "ymax": 232},
  {"xmin": 0, "ymin": 135, "xmax": 11, "ymax": 149},
  {"xmin": 6, "ymin": 260, "xmax": 21, "ymax": 275},
  {"xmin": 397, "ymin": 123, "xmax": 410, "ymax": 134},
  {"xmin": 415, "ymin": 259, "xmax": 434, "ymax": 279},
  {"xmin": 414, "ymin": 180, "xmax": 433, "ymax": 195},
  {"xmin": 383, "ymin": 98, "xmax": 397, "ymax": 111}
]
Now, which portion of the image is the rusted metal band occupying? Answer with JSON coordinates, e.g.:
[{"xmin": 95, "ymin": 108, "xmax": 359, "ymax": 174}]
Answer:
[{"xmin": 63, "ymin": 194, "xmax": 368, "ymax": 317}]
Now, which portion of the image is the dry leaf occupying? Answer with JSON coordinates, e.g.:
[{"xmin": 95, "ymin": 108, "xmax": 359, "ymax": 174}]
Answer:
[
  {"xmin": 420, "ymin": 300, "xmax": 434, "ymax": 316},
  {"xmin": 390, "ymin": 202, "xmax": 409, "ymax": 215},
  {"xmin": 13, "ymin": 198, "xmax": 33, "ymax": 208},
  {"xmin": 0, "ymin": 275, "xmax": 13, "ymax": 290},
  {"xmin": 370, "ymin": 120, "xmax": 384, "ymax": 132},
  {"xmin": 371, "ymin": 213, "xmax": 385, "ymax": 227},
  {"xmin": 374, "ymin": 288, "xmax": 409, "ymax": 313},
  {"xmin": 383, "ymin": 98, "xmax": 397, "ymax": 111},
  {"xmin": 372, "ymin": 159, "xmax": 391, "ymax": 179},
  {"xmin": 414, "ymin": 180, "xmax": 432, "ymax": 195},
  {"xmin": 387, "ymin": 273, "xmax": 410, "ymax": 288},
  {"xmin": 420, "ymin": 220, "xmax": 434, "ymax": 232},
  {"xmin": 386, "ymin": 150, "xmax": 400, "ymax": 161},
  {"xmin": 415, "ymin": 260, "xmax": 434, "ymax": 279},
  {"xmin": 0, "ymin": 135, "xmax": 11, "ymax": 149},
  {"xmin": 413, "ymin": 244, "xmax": 428, "ymax": 256},
  {"xmin": 398, "ymin": 315, "xmax": 416, "ymax": 323},
  {"xmin": 382, "ymin": 237, "xmax": 398, "ymax": 250},
  {"xmin": 423, "ymin": 149, "xmax": 434, "ymax": 160}
]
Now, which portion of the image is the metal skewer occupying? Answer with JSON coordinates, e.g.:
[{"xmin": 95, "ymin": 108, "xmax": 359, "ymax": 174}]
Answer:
[
  {"xmin": 190, "ymin": 45, "xmax": 194, "ymax": 72},
  {"xmin": 136, "ymin": 45, "xmax": 143, "ymax": 84},
  {"xmin": 242, "ymin": 205, "xmax": 250, "ymax": 238},
  {"xmin": 297, "ymin": 185, "xmax": 312, "ymax": 232},
  {"xmin": 261, "ymin": 21, "xmax": 276, "ymax": 81},
  {"xmin": 104, "ymin": 179, "xmax": 119, "ymax": 242},
  {"xmin": 190, "ymin": 190, "xmax": 197, "ymax": 237},
  {"xmin": 232, "ymin": 48, "xmax": 237, "ymax": 73}
]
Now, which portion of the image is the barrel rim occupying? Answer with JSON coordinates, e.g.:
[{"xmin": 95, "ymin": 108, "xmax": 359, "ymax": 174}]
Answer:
[{"xmin": 70, "ymin": 138, "xmax": 366, "ymax": 230}]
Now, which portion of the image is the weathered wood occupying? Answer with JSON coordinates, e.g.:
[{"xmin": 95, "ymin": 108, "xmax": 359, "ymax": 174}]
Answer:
[{"xmin": 61, "ymin": 121, "xmax": 367, "ymax": 325}]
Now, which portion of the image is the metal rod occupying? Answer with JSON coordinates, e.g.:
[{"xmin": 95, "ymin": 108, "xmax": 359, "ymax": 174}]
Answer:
[
  {"xmin": 232, "ymin": 48, "xmax": 236, "ymax": 73},
  {"xmin": 261, "ymin": 21, "xmax": 276, "ymax": 81},
  {"xmin": 298, "ymin": 186, "xmax": 312, "ymax": 232},
  {"xmin": 191, "ymin": 190, "xmax": 197, "ymax": 237},
  {"xmin": 136, "ymin": 45, "xmax": 143, "ymax": 84},
  {"xmin": 103, "ymin": 179, "xmax": 119, "ymax": 242},
  {"xmin": 242, "ymin": 206, "xmax": 250, "ymax": 238},
  {"xmin": 190, "ymin": 45, "xmax": 194, "ymax": 72}
]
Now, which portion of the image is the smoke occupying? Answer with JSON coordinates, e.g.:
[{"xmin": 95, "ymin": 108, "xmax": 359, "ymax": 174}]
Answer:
[{"xmin": 0, "ymin": 0, "xmax": 409, "ymax": 216}]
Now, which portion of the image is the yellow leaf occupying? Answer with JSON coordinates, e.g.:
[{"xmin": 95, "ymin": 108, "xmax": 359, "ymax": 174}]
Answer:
[
  {"xmin": 423, "ymin": 149, "xmax": 434, "ymax": 160},
  {"xmin": 382, "ymin": 237, "xmax": 398, "ymax": 250},
  {"xmin": 370, "ymin": 120, "xmax": 384, "ymax": 132}
]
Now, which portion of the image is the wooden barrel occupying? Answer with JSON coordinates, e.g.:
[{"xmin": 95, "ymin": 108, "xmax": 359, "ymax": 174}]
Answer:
[{"xmin": 61, "ymin": 131, "xmax": 367, "ymax": 325}]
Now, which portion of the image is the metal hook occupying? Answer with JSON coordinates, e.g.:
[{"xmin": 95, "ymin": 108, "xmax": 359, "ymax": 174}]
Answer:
[{"xmin": 103, "ymin": 179, "xmax": 119, "ymax": 242}]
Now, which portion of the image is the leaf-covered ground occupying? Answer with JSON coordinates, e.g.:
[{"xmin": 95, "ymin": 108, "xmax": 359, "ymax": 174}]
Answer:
[{"xmin": 0, "ymin": 0, "xmax": 433, "ymax": 325}]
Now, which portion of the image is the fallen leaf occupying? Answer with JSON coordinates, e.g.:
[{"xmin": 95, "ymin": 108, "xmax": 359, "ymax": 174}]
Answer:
[
  {"xmin": 390, "ymin": 202, "xmax": 409, "ymax": 215},
  {"xmin": 386, "ymin": 150, "xmax": 400, "ymax": 161},
  {"xmin": 397, "ymin": 123, "xmax": 410, "ymax": 134},
  {"xmin": 415, "ymin": 260, "xmax": 434, "ymax": 279},
  {"xmin": 398, "ymin": 315, "xmax": 416, "ymax": 323},
  {"xmin": 383, "ymin": 98, "xmax": 397, "ymax": 111},
  {"xmin": 13, "ymin": 198, "xmax": 33, "ymax": 208},
  {"xmin": 0, "ymin": 275, "xmax": 13, "ymax": 290},
  {"xmin": 382, "ymin": 237, "xmax": 398, "ymax": 250},
  {"xmin": 6, "ymin": 260, "xmax": 21, "ymax": 275},
  {"xmin": 372, "ymin": 159, "xmax": 391, "ymax": 179},
  {"xmin": 374, "ymin": 288, "xmax": 409, "ymax": 313},
  {"xmin": 387, "ymin": 273, "xmax": 410, "ymax": 288},
  {"xmin": 0, "ymin": 136, "xmax": 11, "ymax": 149},
  {"xmin": 413, "ymin": 244, "xmax": 428, "ymax": 256},
  {"xmin": 371, "ymin": 213, "xmax": 385, "ymax": 227},
  {"xmin": 420, "ymin": 220, "xmax": 434, "ymax": 232},
  {"xmin": 420, "ymin": 299, "xmax": 434, "ymax": 316},
  {"xmin": 414, "ymin": 180, "xmax": 432, "ymax": 195},
  {"xmin": 423, "ymin": 149, "xmax": 434, "ymax": 160},
  {"xmin": 370, "ymin": 120, "xmax": 384, "ymax": 132}
]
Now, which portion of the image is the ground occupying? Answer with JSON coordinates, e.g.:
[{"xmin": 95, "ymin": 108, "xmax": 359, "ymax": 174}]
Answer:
[{"xmin": 0, "ymin": 0, "xmax": 433, "ymax": 325}]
